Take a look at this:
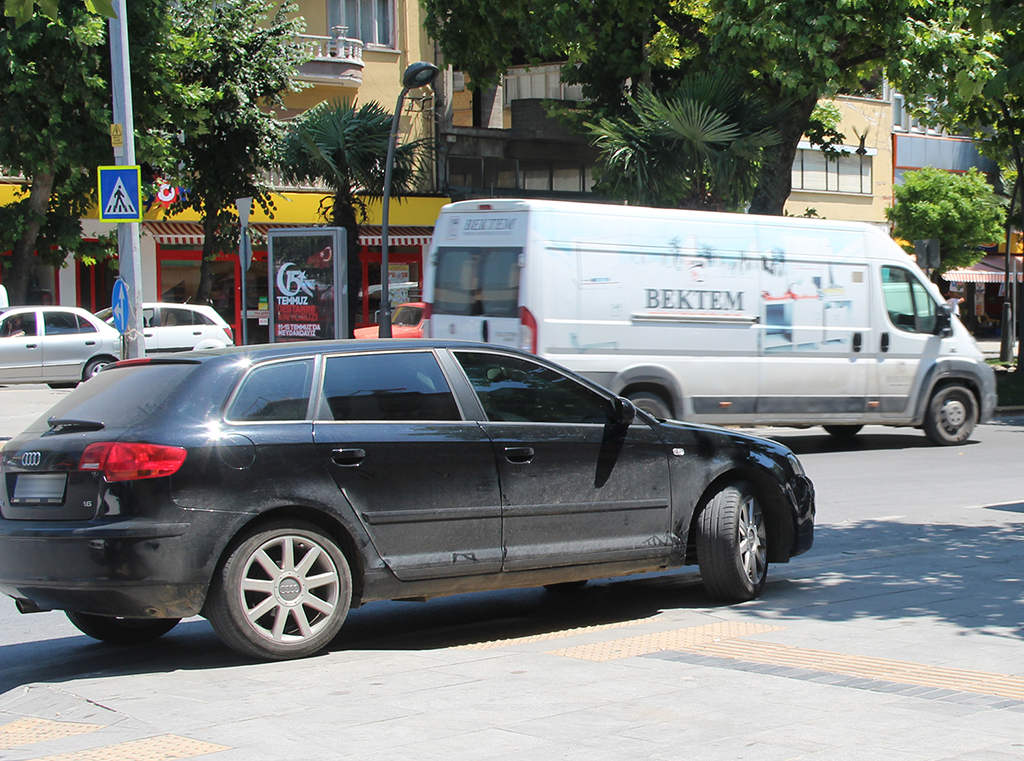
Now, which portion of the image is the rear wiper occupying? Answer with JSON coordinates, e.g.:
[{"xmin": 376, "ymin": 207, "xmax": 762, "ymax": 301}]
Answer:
[{"xmin": 47, "ymin": 418, "xmax": 105, "ymax": 432}]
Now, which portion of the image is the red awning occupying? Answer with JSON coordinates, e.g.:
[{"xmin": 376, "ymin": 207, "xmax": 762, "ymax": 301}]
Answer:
[
  {"xmin": 942, "ymin": 254, "xmax": 1024, "ymax": 284},
  {"xmin": 143, "ymin": 221, "xmax": 434, "ymax": 248}
]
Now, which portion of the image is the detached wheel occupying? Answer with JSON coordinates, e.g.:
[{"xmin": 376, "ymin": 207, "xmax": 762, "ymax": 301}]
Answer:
[
  {"xmin": 66, "ymin": 612, "xmax": 180, "ymax": 644},
  {"xmin": 924, "ymin": 384, "xmax": 978, "ymax": 445},
  {"xmin": 696, "ymin": 482, "xmax": 767, "ymax": 601},
  {"xmin": 83, "ymin": 356, "xmax": 115, "ymax": 381},
  {"xmin": 207, "ymin": 521, "xmax": 352, "ymax": 660},
  {"xmin": 627, "ymin": 391, "xmax": 673, "ymax": 420},
  {"xmin": 823, "ymin": 424, "xmax": 862, "ymax": 440}
]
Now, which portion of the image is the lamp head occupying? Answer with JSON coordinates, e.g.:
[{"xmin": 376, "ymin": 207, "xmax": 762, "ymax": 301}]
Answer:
[{"xmin": 402, "ymin": 61, "xmax": 439, "ymax": 90}]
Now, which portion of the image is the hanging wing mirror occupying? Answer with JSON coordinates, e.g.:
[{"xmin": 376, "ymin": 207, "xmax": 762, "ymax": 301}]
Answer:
[{"xmin": 609, "ymin": 396, "xmax": 637, "ymax": 427}]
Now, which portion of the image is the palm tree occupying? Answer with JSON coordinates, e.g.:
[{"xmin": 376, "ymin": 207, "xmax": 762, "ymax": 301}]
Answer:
[
  {"xmin": 279, "ymin": 99, "xmax": 427, "ymax": 335},
  {"xmin": 585, "ymin": 73, "xmax": 780, "ymax": 211}
]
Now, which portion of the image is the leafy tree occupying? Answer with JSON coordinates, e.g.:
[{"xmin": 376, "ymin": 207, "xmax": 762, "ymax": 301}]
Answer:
[
  {"xmin": 278, "ymin": 99, "xmax": 428, "ymax": 334},
  {"xmin": 165, "ymin": 0, "xmax": 307, "ymax": 303},
  {"xmin": 3, "ymin": 0, "xmax": 113, "ymax": 27},
  {"xmin": 422, "ymin": 0, "xmax": 945, "ymax": 215},
  {"xmin": 885, "ymin": 167, "xmax": 1005, "ymax": 274},
  {"xmin": 584, "ymin": 73, "xmax": 779, "ymax": 210},
  {"xmin": 0, "ymin": 0, "xmax": 176, "ymax": 304}
]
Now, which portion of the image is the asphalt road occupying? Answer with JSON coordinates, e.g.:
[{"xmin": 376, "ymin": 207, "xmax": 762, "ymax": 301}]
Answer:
[{"xmin": 1, "ymin": 384, "xmax": 1023, "ymax": 760}]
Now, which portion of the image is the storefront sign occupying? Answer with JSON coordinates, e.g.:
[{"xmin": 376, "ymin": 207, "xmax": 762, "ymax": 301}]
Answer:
[{"xmin": 267, "ymin": 228, "xmax": 347, "ymax": 342}]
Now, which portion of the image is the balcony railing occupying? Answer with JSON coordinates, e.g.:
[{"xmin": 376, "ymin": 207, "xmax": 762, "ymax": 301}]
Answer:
[{"xmin": 296, "ymin": 28, "xmax": 364, "ymax": 86}]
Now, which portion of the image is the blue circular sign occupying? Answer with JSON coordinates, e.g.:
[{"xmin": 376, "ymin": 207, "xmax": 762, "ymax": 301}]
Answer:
[{"xmin": 111, "ymin": 279, "xmax": 130, "ymax": 334}]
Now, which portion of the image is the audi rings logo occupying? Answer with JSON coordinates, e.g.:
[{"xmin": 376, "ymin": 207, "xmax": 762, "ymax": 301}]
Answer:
[{"xmin": 20, "ymin": 452, "xmax": 42, "ymax": 468}]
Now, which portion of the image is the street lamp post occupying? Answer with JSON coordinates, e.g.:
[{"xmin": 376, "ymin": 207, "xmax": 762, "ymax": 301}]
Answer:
[{"xmin": 380, "ymin": 61, "xmax": 439, "ymax": 338}]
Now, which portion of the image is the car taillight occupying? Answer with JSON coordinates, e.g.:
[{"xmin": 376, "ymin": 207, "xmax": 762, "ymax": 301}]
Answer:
[
  {"xmin": 519, "ymin": 306, "xmax": 537, "ymax": 354},
  {"xmin": 225, "ymin": 325, "xmax": 235, "ymax": 343},
  {"xmin": 423, "ymin": 303, "xmax": 432, "ymax": 338},
  {"xmin": 79, "ymin": 442, "xmax": 188, "ymax": 482}
]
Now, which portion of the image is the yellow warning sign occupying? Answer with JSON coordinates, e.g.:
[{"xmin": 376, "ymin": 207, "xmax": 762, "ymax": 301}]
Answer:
[{"xmin": 110, "ymin": 123, "xmax": 124, "ymax": 148}]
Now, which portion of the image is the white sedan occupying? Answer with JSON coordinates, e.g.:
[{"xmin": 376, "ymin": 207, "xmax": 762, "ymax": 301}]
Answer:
[
  {"xmin": 96, "ymin": 302, "xmax": 234, "ymax": 353},
  {"xmin": 0, "ymin": 306, "xmax": 121, "ymax": 385}
]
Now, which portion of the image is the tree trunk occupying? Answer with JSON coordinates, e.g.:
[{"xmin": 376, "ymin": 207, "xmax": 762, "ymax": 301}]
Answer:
[
  {"xmin": 197, "ymin": 211, "xmax": 218, "ymax": 304},
  {"xmin": 748, "ymin": 91, "xmax": 820, "ymax": 216},
  {"xmin": 332, "ymin": 192, "xmax": 360, "ymax": 338},
  {"xmin": 7, "ymin": 170, "xmax": 55, "ymax": 305}
]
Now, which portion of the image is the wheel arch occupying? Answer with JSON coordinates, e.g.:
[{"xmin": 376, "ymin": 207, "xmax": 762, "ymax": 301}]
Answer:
[
  {"xmin": 610, "ymin": 365, "xmax": 683, "ymax": 418},
  {"xmin": 912, "ymin": 362, "xmax": 985, "ymax": 426},
  {"xmin": 206, "ymin": 505, "xmax": 367, "ymax": 610},
  {"xmin": 685, "ymin": 467, "xmax": 795, "ymax": 566}
]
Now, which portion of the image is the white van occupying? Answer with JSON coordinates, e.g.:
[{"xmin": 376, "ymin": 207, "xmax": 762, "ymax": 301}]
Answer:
[{"xmin": 423, "ymin": 199, "xmax": 997, "ymax": 445}]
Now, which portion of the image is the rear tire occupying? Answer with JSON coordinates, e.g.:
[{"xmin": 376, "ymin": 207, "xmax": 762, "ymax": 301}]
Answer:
[
  {"xmin": 66, "ymin": 612, "xmax": 180, "ymax": 644},
  {"xmin": 83, "ymin": 356, "xmax": 115, "ymax": 381},
  {"xmin": 823, "ymin": 424, "xmax": 862, "ymax": 440},
  {"xmin": 924, "ymin": 384, "xmax": 978, "ymax": 445},
  {"xmin": 627, "ymin": 391, "xmax": 673, "ymax": 420},
  {"xmin": 696, "ymin": 482, "xmax": 767, "ymax": 601},
  {"xmin": 207, "ymin": 521, "xmax": 352, "ymax": 660}
]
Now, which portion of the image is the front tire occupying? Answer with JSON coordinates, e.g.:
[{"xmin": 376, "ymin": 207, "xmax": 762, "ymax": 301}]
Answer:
[
  {"xmin": 206, "ymin": 521, "xmax": 352, "ymax": 660},
  {"xmin": 696, "ymin": 482, "xmax": 767, "ymax": 601},
  {"xmin": 66, "ymin": 612, "xmax": 180, "ymax": 644},
  {"xmin": 924, "ymin": 384, "xmax": 978, "ymax": 445}
]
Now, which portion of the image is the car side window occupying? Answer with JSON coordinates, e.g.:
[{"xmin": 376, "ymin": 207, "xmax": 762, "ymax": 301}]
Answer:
[
  {"xmin": 318, "ymin": 352, "xmax": 461, "ymax": 422},
  {"xmin": 227, "ymin": 359, "xmax": 314, "ymax": 422},
  {"xmin": 76, "ymin": 314, "xmax": 97, "ymax": 333},
  {"xmin": 882, "ymin": 266, "xmax": 938, "ymax": 334},
  {"xmin": 454, "ymin": 352, "xmax": 610, "ymax": 424},
  {"xmin": 0, "ymin": 312, "xmax": 37, "ymax": 338},
  {"xmin": 43, "ymin": 311, "xmax": 81, "ymax": 335},
  {"xmin": 142, "ymin": 308, "xmax": 156, "ymax": 328},
  {"xmin": 161, "ymin": 307, "xmax": 194, "ymax": 327}
]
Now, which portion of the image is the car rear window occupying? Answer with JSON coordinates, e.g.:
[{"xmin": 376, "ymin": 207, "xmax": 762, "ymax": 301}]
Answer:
[{"xmin": 22, "ymin": 364, "xmax": 199, "ymax": 433}]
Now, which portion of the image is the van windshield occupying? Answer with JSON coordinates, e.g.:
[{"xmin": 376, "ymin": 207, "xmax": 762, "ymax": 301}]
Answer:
[{"xmin": 433, "ymin": 247, "xmax": 522, "ymax": 317}]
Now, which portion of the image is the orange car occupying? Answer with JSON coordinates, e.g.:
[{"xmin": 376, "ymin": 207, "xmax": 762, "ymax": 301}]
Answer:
[{"xmin": 354, "ymin": 302, "xmax": 426, "ymax": 339}]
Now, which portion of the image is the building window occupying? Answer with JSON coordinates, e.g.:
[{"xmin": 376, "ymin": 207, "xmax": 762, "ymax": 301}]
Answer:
[
  {"xmin": 791, "ymin": 147, "xmax": 873, "ymax": 194},
  {"xmin": 328, "ymin": 0, "xmax": 393, "ymax": 47},
  {"xmin": 502, "ymin": 64, "xmax": 584, "ymax": 107}
]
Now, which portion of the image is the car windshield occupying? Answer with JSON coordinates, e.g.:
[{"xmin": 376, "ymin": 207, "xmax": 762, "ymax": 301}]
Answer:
[{"xmin": 391, "ymin": 306, "xmax": 423, "ymax": 325}]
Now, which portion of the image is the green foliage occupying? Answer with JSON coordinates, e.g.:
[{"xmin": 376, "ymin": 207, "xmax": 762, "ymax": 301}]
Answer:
[
  {"xmin": 885, "ymin": 167, "xmax": 1006, "ymax": 272},
  {"xmin": 165, "ymin": 0, "xmax": 307, "ymax": 299},
  {"xmin": 3, "ymin": 0, "xmax": 114, "ymax": 27},
  {"xmin": 585, "ymin": 73, "xmax": 779, "ymax": 210},
  {"xmin": 278, "ymin": 98, "xmax": 429, "ymax": 333},
  {"xmin": 0, "ymin": 0, "xmax": 175, "ymax": 303}
]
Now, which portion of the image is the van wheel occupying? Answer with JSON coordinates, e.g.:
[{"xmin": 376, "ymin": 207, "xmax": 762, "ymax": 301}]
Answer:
[
  {"xmin": 823, "ymin": 424, "xmax": 862, "ymax": 440},
  {"xmin": 696, "ymin": 482, "xmax": 767, "ymax": 602},
  {"xmin": 924, "ymin": 384, "xmax": 978, "ymax": 445},
  {"xmin": 66, "ymin": 612, "xmax": 180, "ymax": 644},
  {"xmin": 627, "ymin": 391, "xmax": 673, "ymax": 420},
  {"xmin": 206, "ymin": 521, "xmax": 352, "ymax": 660}
]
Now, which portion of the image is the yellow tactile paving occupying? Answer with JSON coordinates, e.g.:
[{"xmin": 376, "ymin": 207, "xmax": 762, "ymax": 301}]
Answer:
[
  {"xmin": 547, "ymin": 621, "xmax": 785, "ymax": 661},
  {"xmin": 0, "ymin": 718, "xmax": 102, "ymax": 750},
  {"xmin": 27, "ymin": 734, "xmax": 230, "ymax": 761},
  {"xmin": 689, "ymin": 639, "xmax": 1024, "ymax": 701}
]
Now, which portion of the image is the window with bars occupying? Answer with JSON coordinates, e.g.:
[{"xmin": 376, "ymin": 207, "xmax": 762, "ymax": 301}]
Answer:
[
  {"xmin": 328, "ymin": 0, "xmax": 393, "ymax": 47},
  {"xmin": 791, "ymin": 149, "xmax": 873, "ymax": 194}
]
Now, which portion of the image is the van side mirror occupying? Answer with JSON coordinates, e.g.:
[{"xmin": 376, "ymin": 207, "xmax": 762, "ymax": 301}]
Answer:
[
  {"xmin": 609, "ymin": 396, "xmax": 636, "ymax": 427},
  {"xmin": 934, "ymin": 304, "xmax": 953, "ymax": 337}
]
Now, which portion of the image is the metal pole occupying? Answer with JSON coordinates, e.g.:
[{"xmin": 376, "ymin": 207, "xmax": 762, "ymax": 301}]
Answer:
[
  {"xmin": 379, "ymin": 87, "xmax": 408, "ymax": 339},
  {"xmin": 240, "ymin": 230, "xmax": 249, "ymax": 346},
  {"xmin": 109, "ymin": 0, "xmax": 144, "ymax": 358}
]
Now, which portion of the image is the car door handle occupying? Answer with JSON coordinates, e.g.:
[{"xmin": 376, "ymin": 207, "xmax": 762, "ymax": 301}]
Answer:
[
  {"xmin": 881, "ymin": 332, "xmax": 890, "ymax": 353},
  {"xmin": 852, "ymin": 332, "xmax": 862, "ymax": 353},
  {"xmin": 24, "ymin": 343, "xmax": 37, "ymax": 349},
  {"xmin": 331, "ymin": 448, "xmax": 365, "ymax": 466},
  {"xmin": 85, "ymin": 340, "xmax": 96, "ymax": 346},
  {"xmin": 504, "ymin": 446, "xmax": 534, "ymax": 464}
]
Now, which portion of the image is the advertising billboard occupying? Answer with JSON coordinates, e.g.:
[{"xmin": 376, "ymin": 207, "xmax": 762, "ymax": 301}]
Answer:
[{"xmin": 268, "ymin": 228, "xmax": 347, "ymax": 342}]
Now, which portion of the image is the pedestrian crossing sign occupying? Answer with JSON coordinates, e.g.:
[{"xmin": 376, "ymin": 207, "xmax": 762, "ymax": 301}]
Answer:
[{"xmin": 98, "ymin": 165, "xmax": 142, "ymax": 222}]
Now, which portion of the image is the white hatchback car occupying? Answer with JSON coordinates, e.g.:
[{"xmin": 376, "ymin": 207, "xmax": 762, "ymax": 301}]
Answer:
[
  {"xmin": 97, "ymin": 302, "xmax": 234, "ymax": 353},
  {"xmin": 0, "ymin": 306, "xmax": 121, "ymax": 385}
]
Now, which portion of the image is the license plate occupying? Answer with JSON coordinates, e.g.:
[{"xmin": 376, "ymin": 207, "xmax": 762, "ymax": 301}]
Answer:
[{"xmin": 11, "ymin": 473, "xmax": 67, "ymax": 505}]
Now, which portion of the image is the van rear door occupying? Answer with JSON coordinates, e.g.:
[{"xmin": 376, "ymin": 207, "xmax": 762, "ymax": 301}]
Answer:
[{"xmin": 429, "ymin": 246, "xmax": 522, "ymax": 346}]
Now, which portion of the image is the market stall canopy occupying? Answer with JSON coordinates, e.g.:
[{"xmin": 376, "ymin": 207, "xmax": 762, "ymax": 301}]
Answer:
[{"xmin": 942, "ymin": 254, "xmax": 1024, "ymax": 283}]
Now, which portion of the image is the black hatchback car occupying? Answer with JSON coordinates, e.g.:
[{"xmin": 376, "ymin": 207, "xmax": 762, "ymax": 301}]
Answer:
[{"xmin": 0, "ymin": 340, "xmax": 814, "ymax": 660}]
